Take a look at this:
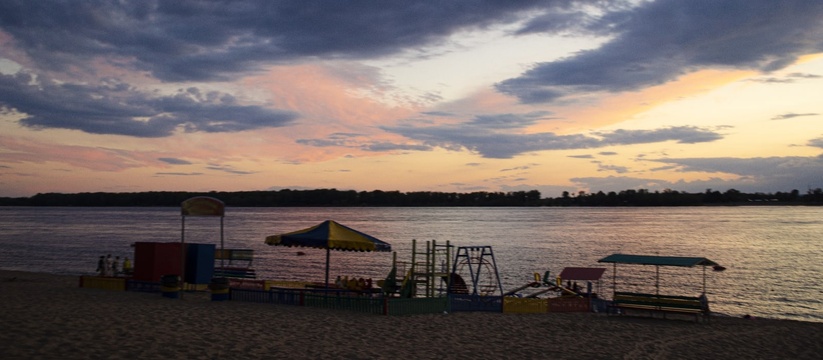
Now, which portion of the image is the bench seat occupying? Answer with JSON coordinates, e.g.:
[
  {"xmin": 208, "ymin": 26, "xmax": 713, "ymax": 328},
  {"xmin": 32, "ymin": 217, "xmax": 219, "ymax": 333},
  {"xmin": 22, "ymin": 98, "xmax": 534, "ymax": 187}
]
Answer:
[
  {"xmin": 611, "ymin": 291, "xmax": 710, "ymax": 323},
  {"xmin": 214, "ymin": 267, "xmax": 257, "ymax": 279}
]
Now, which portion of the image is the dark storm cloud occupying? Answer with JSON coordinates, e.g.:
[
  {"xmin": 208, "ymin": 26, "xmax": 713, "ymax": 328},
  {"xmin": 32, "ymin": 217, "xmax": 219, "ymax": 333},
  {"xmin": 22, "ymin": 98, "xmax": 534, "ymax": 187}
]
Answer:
[
  {"xmin": 498, "ymin": 0, "xmax": 823, "ymax": 103},
  {"xmin": 0, "ymin": 0, "xmax": 570, "ymax": 82},
  {"xmin": 0, "ymin": 72, "xmax": 298, "ymax": 137},
  {"xmin": 0, "ymin": 0, "xmax": 579, "ymax": 137},
  {"xmin": 383, "ymin": 112, "xmax": 722, "ymax": 158}
]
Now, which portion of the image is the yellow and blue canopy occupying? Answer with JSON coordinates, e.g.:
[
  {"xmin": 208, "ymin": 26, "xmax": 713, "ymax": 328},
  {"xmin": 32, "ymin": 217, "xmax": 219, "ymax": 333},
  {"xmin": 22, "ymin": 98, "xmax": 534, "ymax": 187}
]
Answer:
[
  {"xmin": 265, "ymin": 220, "xmax": 390, "ymax": 288},
  {"xmin": 265, "ymin": 220, "xmax": 391, "ymax": 252}
]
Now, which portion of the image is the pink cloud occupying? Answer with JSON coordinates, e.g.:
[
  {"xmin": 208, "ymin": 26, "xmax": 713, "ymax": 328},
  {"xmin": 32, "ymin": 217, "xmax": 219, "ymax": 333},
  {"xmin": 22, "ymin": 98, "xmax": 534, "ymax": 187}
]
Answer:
[
  {"xmin": 0, "ymin": 135, "xmax": 171, "ymax": 171},
  {"xmin": 241, "ymin": 64, "xmax": 421, "ymax": 161}
]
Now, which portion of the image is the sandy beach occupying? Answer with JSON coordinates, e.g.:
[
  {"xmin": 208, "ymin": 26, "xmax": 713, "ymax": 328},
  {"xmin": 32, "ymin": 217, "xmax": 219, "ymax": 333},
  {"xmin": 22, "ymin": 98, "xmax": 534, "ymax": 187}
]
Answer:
[{"xmin": 1, "ymin": 270, "xmax": 821, "ymax": 359}]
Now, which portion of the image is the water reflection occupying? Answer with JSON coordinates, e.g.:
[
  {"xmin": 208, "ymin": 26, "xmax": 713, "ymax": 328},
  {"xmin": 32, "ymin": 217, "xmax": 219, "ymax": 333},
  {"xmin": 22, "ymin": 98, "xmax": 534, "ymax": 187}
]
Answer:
[{"xmin": 0, "ymin": 206, "xmax": 821, "ymax": 322}]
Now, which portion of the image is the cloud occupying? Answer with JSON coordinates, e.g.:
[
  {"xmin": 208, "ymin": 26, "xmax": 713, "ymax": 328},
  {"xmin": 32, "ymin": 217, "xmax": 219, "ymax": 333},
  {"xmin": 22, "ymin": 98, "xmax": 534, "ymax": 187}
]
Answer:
[
  {"xmin": 0, "ymin": 1, "xmax": 571, "ymax": 82},
  {"xmin": 362, "ymin": 142, "xmax": 433, "ymax": 152},
  {"xmin": 0, "ymin": 72, "xmax": 298, "ymax": 137},
  {"xmin": 642, "ymin": 155, "xmax": 823, "ymax": 191},
  {"xmin": 158, "ymin": 157, "xmax": 192, "ymax": 165},
  {"xmin": 787, "ymin": 72, "xmax": 822, "ymax": 79},
  {"xmin": 771, "ymin": 113, "xmax": 818, "ymax": 120},
  {"xmin": 570, "ymin": 175, "xmax": 733, "ymax": 193},
  {"xmin": 0, "ymin": 135, "xmax": 168, "ymax": 171},
  {"xmin": 809, "ymin": 137, "xmax": 823, "ymax": 148},
  {"xmin": 750, "ymin": 71, "xmax": 821, "ymax": 83},
  {"xmin": 497, "ymin": 0, "xmax": 823, "ymax": 103},
  {"xmin": 593, "ymin": 126, "xmax": 723, "ymax": 144},
  {"xmin": 383, "ymin": 111, "xmax": 723, "ymax": 158},
  {"xmin": 205, "ymin": 164, "xmax": 256, "ymax": 175},
  {"xmin": 155, "ymin": 172, "xmax": 203, "ymax": 176},
  {"xmin": 597, "ymin": 163, "xmax": 629, "ymax": 173}
]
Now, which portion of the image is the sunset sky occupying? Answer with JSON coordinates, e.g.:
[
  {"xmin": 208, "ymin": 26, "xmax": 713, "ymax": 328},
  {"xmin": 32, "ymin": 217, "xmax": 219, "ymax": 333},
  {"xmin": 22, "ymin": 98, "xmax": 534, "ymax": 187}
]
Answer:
[{"xmin": 1, "ymin": 0, "xmax": 822, "ymax": 198}]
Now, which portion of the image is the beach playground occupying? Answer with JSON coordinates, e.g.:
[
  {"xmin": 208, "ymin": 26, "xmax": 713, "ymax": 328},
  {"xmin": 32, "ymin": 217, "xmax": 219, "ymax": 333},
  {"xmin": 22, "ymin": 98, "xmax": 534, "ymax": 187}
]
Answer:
[
  {"xmin": 4, "ymin": 196, "xmax": 822, "ymax": 358},
  {"xmin": 3, "ymin": 269, "xmax": 823, "ymax": 359}
]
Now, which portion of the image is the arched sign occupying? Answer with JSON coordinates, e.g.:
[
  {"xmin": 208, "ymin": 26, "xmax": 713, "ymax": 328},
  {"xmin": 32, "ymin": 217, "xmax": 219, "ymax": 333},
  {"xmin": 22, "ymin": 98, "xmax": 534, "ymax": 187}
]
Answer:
[{"xmin": 181, "ymin": 196, "xmax": 225, "ymax": 217}]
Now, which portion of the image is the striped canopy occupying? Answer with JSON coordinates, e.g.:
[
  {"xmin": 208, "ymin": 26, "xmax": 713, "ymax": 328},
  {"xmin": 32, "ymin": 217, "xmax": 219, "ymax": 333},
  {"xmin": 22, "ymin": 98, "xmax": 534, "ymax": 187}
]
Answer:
[
  {"xmin": 265, "ymin": 220, "xmax": 390, "ymax": 287},
  {"xmin": 265, "ymin": 220, "xmax": 390, "ymax": 252}
]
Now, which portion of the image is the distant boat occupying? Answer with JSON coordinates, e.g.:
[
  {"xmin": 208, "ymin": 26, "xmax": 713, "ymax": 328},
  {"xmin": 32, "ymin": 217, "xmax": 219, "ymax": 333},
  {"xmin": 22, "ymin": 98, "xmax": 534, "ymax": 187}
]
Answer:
[{"xmin": 713, "ymin": 265, "xmax": 726, "ymax": 272}]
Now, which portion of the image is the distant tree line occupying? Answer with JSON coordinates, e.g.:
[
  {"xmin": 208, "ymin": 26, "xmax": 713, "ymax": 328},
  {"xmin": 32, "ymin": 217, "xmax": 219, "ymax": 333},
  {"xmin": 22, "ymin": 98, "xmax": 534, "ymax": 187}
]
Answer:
[
  {"xmin": 0, "ymin": 188, "xmax": 821, "ymax": 207},
  {"xmin": 554, "ymin": 188, "xmax": 823, "ymax": 206}
]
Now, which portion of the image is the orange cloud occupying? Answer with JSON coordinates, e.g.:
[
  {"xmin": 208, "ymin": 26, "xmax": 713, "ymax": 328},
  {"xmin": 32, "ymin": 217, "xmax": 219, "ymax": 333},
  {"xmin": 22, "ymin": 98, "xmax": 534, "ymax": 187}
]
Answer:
[{"xmin": 547, "ymin": 69, "xmax": 756, "ymax": 133}]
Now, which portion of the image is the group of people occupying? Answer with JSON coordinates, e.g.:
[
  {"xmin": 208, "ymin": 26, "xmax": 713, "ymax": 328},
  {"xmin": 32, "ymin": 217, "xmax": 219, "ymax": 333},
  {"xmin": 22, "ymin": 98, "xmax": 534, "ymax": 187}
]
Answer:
[
  {"xmin": 335, "ymin": 275, "xmax": 373, "ymax": 292},
  {"xmin": 96, "ymin": 254, "xmax": 132, "ymax": 277}
]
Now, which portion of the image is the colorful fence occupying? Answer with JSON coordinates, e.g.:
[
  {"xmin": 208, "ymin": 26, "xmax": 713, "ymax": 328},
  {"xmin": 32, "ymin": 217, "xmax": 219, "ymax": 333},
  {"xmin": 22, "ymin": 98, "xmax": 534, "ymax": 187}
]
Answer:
[
  {"xmin": 547, "ymin": 296, "xmax": 590, "ymax": 312},
  {"xmin": 126, "ymin": 279, "xmax": 160, "ymax": 292},
  {"xmin": 449, "ymin": 294, "xmax": 503, "ymax": 312},
  {"xmin": 229, "ymin": 288, "xmax": 450, "ymax": 315},
  {"xmin": 503, "ymin": 297, "xmax": 548, "ymax": 313},
  {"xmin": 386, "ymin": 297, "xmax": 449, "ymax": 316},
  {"xmin": 79, "ymin": 276, "xmax": 126, "ymax": 291},
  {"xmin": 303, "ymin": 292, "xmax": 385, "ymax": 314},
  {"xmin": 81, "ymin": 276, "xmax": 595, "ymax": 316}
]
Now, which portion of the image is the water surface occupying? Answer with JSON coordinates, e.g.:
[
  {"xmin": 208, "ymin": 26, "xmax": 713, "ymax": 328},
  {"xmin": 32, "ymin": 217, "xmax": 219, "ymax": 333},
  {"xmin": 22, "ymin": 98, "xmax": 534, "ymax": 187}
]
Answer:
[{"xmin": 1, "ymin": 206, "xmax": 820, "ymax": 322}]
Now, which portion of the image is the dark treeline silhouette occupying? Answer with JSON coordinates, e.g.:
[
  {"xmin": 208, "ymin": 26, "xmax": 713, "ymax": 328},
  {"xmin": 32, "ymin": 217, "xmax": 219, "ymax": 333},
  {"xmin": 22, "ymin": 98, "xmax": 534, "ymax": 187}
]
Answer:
[{"xmin": 1, "ymin": 188, "xmax": 822, "ymax": 207}]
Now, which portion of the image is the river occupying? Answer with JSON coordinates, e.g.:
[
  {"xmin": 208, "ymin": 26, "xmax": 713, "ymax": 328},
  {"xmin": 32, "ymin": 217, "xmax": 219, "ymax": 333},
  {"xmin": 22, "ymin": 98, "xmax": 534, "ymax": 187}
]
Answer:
[{"xmin": 1, "ymin": 206, "xmax": 820, "ymax": 322}]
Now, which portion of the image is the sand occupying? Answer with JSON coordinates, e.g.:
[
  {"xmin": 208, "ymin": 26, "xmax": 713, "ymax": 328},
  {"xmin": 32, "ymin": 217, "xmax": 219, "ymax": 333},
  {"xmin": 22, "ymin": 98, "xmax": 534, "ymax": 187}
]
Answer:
[{"xmin": 1, "ymin": 270, "xmax": 821, "ymax": 360}]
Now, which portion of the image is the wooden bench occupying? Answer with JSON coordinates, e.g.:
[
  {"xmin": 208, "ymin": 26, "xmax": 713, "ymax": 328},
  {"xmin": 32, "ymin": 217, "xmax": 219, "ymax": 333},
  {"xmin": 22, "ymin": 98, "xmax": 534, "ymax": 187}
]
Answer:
[
  {"xmin": 214, "ymin": 267, "xmax": 257, "ymax": 279},
  {"xmin": 214, "ymin": 249, "xmax": 256, "ymax": 279},
  {"xmin": 611, "ymin": 291, "xmax": 710, "ymax": 323}
]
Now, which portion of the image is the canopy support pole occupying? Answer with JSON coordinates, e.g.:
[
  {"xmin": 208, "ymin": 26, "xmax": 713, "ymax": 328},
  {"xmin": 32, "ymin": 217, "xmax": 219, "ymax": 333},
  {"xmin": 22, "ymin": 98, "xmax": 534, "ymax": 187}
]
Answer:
[
  {"xmin": 655, "ymin": 265, "xmax": 660, "ymax": 297},
  {"xmin": 325, "ymin": 247, "xmax": 331, "ymax": 288},
  {"xmin": 180, "ymin": 216, "xmax": 186, "ymax": 298},
  {"xmin": 702, "ymin": 265, "xmax": 707, "ymax": 294},
  {"xmin": 220, "ymin": 217, "xmax": 225, "ymax": 268}
]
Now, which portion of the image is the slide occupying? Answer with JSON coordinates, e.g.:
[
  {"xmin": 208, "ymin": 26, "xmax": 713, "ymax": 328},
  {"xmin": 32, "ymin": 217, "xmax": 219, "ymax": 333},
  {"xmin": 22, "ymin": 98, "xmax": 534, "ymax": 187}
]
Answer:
[
  {"xmin": 442, "ymin": 273, "xmax": 469, "ymax": 294},
  {"xmin": 504, "ymin": 281, "xmax": 541, "ymax": 296},
  {"xmin": 525, "ymin": 280, "xmax": 582, "ymax": 298}
]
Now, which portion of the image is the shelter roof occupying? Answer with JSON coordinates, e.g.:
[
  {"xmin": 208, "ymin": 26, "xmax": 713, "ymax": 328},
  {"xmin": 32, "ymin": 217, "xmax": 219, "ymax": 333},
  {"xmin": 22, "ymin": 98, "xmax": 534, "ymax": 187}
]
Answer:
[
  {"xmin": 559, "ymin": 267, "xmax": 606, "ymax": 281},
  {"xmin": 597, "ymin": 253, "xmax": 718, "ymax": 267}
]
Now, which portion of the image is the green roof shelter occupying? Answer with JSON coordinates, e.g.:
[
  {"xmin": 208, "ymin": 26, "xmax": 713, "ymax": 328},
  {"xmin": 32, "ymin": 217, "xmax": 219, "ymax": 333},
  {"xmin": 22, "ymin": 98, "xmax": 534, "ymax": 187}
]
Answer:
[{"xmin": 597, "ymin": 254, "xmax": 719, "ymax": 298}]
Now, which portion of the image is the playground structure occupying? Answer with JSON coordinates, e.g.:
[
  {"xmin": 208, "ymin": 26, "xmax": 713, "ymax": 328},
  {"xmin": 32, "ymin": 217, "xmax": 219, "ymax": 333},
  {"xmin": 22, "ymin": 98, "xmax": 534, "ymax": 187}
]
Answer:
[
  {"xmin": 381, "ymin": 240, "xmax": 506, "ymax": 299},
  {"xmin": 77, "ymin": 197, "xmax": 722, "ymax": 318}
]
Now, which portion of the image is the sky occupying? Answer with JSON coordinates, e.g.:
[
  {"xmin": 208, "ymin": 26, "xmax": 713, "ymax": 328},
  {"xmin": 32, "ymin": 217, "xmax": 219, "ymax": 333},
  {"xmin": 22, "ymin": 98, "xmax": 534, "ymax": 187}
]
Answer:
[{"xmin": 1, "ymin": 0, "xmax": 822, "ymax": 198}]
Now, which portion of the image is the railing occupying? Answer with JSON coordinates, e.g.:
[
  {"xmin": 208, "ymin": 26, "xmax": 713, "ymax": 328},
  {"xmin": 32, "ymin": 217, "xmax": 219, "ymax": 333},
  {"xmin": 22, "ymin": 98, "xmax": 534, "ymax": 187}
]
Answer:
[
  {"xmin": 503, "ymin": 297, "xmax": 547, "ymax": 313},
  {"xmin": 449, "ymin": 294, "xmax": 503, "ymax": 312},
  {"xmin": 229, "ymin": 288, "xmax": 450, "ymax": 315},
  {"xmin": 79, "ymin": 276, "xmax": 126, "ymax": 291}
]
